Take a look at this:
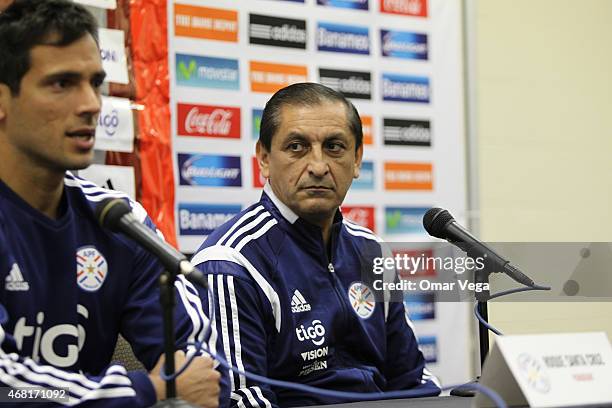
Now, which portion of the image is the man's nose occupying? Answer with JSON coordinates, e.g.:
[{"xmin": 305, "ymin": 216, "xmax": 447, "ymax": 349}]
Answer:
[
  {"xmin": 76, "ymin": 83, "xmax": 102, "ymax": 119},
  {"xmin": 307, "ymin": 146, "xmax": 329, "ymax": 177}
]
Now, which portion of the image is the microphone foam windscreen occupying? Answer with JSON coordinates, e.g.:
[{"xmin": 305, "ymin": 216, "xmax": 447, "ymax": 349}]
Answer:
[
  {"xmin": 95, "ymin": 198, "xmax": 131, "ymax": 232},
  {"xmin": 422, "ymin": 207, "xmax": 454, "ymax": 239}
]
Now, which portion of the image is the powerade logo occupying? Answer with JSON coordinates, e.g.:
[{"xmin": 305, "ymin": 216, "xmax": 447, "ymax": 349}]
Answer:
[
  {"xmin": 404, "ymin": 293, "xmax": 435, "ymax": 321},
  {"xmin": 179, "ymin": 204, "xmax": 241, "ymax": 236},
  {"xmin": 383, "ymin": 118, "xmax": 431, "ymax": 146},
  {"xmin": 249, "ymin": 14, "xmax": 307, "ymax": 49},
  {"xmin": 319, "ymin": 68, "xmax": 371, "ymax": 100},
  {"xmin": 418, "ymin": 336, "xmax": 437, "ymax": 363},
  {"xmin": 178, "ymin": 154, "xmax": 242, "ymax": 187},
  {"xmin": 317, "ymin": 0, "xmax": 369, "ymax": 10},
  {"xmin": 176, "ymin": 54, "xmax": 239, "ymax": 90},
  {"xmin": 381, "ymin": 30, "xmax": 428, "ymax": 60},
  {"xmin": 352, "ymin": 161, "xmax": 374, "ymax": 190},
  {"xmin": 382, "ymin": 74, "xmax": 430, "ymax": 103},
  {"xmin": 252, "ymin": 109, "xmax": 263, "ymax": 140},
  {"xmin": 317, "ymin": 22, "xmax": 370, "ymax": 55},
  {"xmin": 385, "ymin": 207, "xmax": 429, "ymax": 234}
]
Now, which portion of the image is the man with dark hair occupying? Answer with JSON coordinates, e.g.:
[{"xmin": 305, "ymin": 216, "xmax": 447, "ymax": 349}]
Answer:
[
  {"xmin": 0, "ymin": 1, "xmax": 224, "ymax": 406},
  {"xmin": 192, "ymin": 82, "xmax": 440, "ymax": 407}
]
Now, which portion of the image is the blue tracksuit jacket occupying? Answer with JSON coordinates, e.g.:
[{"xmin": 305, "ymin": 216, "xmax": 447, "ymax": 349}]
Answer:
[
  {"xmin": 0, "ymin": 172, "xmax": 228, "ymax": 407},
  {"xmin": 191, "ymin": 183, "xmax": 440, "ymax": 407}
]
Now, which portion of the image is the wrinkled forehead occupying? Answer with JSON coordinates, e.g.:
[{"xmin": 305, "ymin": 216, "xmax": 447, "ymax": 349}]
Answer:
[{"xmin": 278, "ymin": 101, "xmax": 350, "ymax": 128}]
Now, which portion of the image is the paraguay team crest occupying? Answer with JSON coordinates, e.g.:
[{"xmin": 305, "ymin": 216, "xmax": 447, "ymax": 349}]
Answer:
[
  {"xmin": 348, "ymin": 282, "xmax": 375, "ymax": 319},
  {"xmin": 76, "ymin": 246, "xmax": 108, "ymax": 292}
]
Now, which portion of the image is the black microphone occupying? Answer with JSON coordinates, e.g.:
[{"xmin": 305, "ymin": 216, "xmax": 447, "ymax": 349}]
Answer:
[
  {"xmin": 95, "ymin": 198, "xmax": 207, "ymax": 288},
  {"xmin": 423, "ymin": 207, "xmax": 535, "ymax": 287}
]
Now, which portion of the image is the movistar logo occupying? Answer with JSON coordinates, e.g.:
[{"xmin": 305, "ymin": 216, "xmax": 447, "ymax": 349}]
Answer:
[
  {"xmin": 386, "ymin": 210, "xmax": 402, "ymax": 229},
  {"xmin": 178, "ymin": 60, "xmax": 197, "ymax": 80}
]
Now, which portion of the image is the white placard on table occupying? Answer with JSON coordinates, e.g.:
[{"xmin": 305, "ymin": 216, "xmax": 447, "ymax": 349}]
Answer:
[{"xmin": 476, "ymin": 332, "xmax": 612, "ymax": 408}]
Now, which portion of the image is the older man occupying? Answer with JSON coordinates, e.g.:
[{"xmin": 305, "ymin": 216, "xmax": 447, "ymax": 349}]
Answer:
[
  {"xmin": 0, "ymin": 1, "xmax": 224, "ymax": 406},
  {"xmin": 192, "ymin": 83, "xmax": 440, "ymax": 407}
]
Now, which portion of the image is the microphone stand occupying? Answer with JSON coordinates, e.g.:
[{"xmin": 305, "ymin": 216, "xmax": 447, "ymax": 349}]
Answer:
[
  {"xmin": 450, "ymin": 251, "xmax": 493, "ymax": 397},
  {"xmin": 152, "ymin": 271, "xmax": 198, "ymax": 408}
]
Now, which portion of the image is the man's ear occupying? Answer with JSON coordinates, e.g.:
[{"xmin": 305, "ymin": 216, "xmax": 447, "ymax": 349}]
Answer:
[
  {"xmin": 353, "ymin": 144, "xmax": 364, "ymax": 179},
  {"xmin": 0, "ymin": 84, "xmax": 10, "ymax": 122},
  {"xmin": 255, "ymin": 141, "xmax": 270, "ymax": 179}
]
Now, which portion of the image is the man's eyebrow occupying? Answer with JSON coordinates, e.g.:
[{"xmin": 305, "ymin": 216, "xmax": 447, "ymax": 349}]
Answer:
[
  {"xmin": 284, "ymin": 131, "xmax": 309, "ymax": 141},
  {"xmin": 41, "ymin": 70, "xmax": 106, "ymax": 83},
  {"xmin": 325, "ymin": 132, "xmax": 350, "ymax": 140},
  {"xmin": 93, "ymin": 70, "xmax": 107, "ymax": 82}
]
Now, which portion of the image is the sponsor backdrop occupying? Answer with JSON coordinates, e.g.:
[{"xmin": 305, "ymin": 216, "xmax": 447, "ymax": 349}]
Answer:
[{"xmin": 168, "ymin": 0, "xmax": 470, "ymax": 385}]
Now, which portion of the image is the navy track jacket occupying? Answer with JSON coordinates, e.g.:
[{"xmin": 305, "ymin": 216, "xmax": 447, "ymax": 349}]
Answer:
[
  {"xmin": 192, "ymin": 184, "xmax": 441, "ymax": 407},
  {"xmin": 0, "ymin": 173, "xmax": 228, "ymax": 407}
]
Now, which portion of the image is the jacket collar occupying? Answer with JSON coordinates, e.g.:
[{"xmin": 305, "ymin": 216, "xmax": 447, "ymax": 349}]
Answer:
[{"xmin": 263, "ymin": 181, "xmax": 299, "ymax": 224}]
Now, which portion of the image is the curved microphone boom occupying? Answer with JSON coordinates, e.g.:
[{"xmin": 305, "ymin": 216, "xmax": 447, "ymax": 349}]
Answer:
[
  {"xmin": 423, "ymin": 207, "xmax": 535, "ymax": 287},
  {"xmin": 95, "ymin": 198, "xmax": 207, "ymax": 288}
]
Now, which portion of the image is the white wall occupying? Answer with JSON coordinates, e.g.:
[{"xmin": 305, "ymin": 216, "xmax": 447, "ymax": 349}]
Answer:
[{"xmin": 474, "ymin": 0, "xmax": 612, "ymax": 342}]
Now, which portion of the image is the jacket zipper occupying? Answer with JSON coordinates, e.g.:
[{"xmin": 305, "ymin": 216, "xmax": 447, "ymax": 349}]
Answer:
[{"xmin": 327, "ymin": 262, "xmax": 350, "ymax": 324}]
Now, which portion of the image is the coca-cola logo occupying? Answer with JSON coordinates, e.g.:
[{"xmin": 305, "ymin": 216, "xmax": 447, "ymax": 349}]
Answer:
[
  {"xmin": 342, "ymin": 206, "xmax": 375, "ymax": 232},
  {"xmin": 186, "ymin": 108, "xmax": 232, "ymax": 135},
  {"xmin": 178, "ymin": 103, "xmax": 241, "ymax": 139}
]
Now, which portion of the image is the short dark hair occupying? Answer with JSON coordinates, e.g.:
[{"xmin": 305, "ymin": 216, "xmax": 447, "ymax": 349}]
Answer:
[
  {"xmin": 0, "ymin": 0, "xmax": 99, "ymax": 94},
  {"xmin": 259, "ymin": 82, "xmax": 363, "ymax": 152}
]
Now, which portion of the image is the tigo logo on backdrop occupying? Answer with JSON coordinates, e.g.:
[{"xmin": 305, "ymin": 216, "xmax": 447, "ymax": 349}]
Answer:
[
  {"xmin": 341, "ymin": 206, "xmax": 375, "ymax": 232},
  {"xmin": 317, "ymin": 0, "xmax": 369, "ymax": 10},
  {"xmin": 381, "ymin": 30, "xmax": 428, "ymax": 60},
  {"xmin": 174, "ymin": 4, "xmax": 238, "ymax": 42},
  {"xmin": 176, "ymin": 54, "xmax": 239, "ymax": 90},
  {"xmin": 384, "ymin": 162, "xmax": 433, "ymax": 190},
  {"xmin": 177, "ymin": 103, "xmax": 240, "ymax": 139},
  {"xmin": 394, "ymin": 248, "xmax": 436, "ymax": 278},
  {"xmin": 252, "ymin": 109, "xmax": 263, "ymax": 140},
  {"xmin": 249, "ymin": 14, "xmax": 307, "ymax": 49},
  {"xmin": 418, "ymin": 336, "xmax": 438, "ymax": 363},
  {"xmin": 252, "ymin": 156, "xmax": 266, "ymax": 188},
  {"xmin": 250, "ymin": 61, "xmax": 308, "ymax": 93},
  {"xmin": 404, "ymin": 293, "xmax": 435, "ymax": 321},
  {"xmin": 385, "ymin": 207, "xmax": 429, "ymax": 234},
  {"xmin": 352, "ymin": 161, "xmax": 374, "ymax": 190},
  {"xmin": 383, "ymin": 118, "xmax": 431, "ymax": 146},
  {"xmin": 382, "ymin": 74, "xmax": 429, "ymax": 103},
  {"xmin": 179, "ymin": 204, "xmax": 241, "ymax": 236},
  {"xmin": 317, "ymin": 22, "xmax": 370, "ymax": 55},
  {"xmin": 380, "ymin": 0, "xmax": 428, "ymax": 17},
  {"xmin": 178, "ymin": 154, "xmax": 242, "ymax": 187},
  {"xmin": 319, "ymin": 69, "xmax": 371, "ymax": 100},
  {"xmin": 361, "ymin": 115, "xmax": 373, "ymax": 145}
]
